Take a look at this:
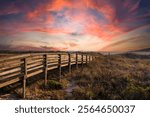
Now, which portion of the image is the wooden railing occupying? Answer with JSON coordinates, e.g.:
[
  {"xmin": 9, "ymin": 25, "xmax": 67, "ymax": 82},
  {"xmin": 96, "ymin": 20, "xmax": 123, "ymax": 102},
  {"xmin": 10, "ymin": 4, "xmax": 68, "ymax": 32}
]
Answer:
[{"xmin": 0, "ymin": 52, "xmax": 95, "ymax": 98}]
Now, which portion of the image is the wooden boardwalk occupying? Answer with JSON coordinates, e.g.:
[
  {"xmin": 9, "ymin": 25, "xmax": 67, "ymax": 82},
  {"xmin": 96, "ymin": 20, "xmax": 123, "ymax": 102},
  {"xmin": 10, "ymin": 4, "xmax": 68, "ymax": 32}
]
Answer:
[{"xmin": 0, "ymin": 52, "xmax": 95, "ymax": 98}]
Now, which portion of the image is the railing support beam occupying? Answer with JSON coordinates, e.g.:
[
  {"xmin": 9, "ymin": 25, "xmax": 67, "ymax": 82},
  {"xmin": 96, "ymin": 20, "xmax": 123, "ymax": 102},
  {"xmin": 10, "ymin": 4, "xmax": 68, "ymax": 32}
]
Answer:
[
  {"xmin": 81, "ymin": 54, "xmax": 84, "ymax": 68},
  {"xmin": 58, "ymin": 54, "xmax": 62, "ymax": 80},
  {"xmin": 44, "ymin": 54, "xmax": 48, "ymax": 87},
  {"xmin": 22, "ymin": 58, "xmax": 27, "ymax": 99},
  {"xmin": 86, "ymin": 55, "xmax": 88, "ymax": 64},
  {"xmin": 76, "ymin": 53, "xmax": 78, "ymax": 69},
  {"xmin": 68, "ymin": 53, "xmax": 71, "ymax": 73}
]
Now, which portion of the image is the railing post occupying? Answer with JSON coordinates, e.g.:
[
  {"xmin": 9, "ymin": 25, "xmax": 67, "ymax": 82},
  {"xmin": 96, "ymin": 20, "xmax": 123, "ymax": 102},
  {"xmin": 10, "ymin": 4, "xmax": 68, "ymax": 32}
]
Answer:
[
  {"xmin": 88, "ymin": 55, "xmax": 90, "ymax": 63},
  {"xmin": 58, "ymin": 54, "xmax": 61, "ymax": 80},
  {"xmin": 92, "ymin": 56, "xmax": 95, "ymax": 61},
  {"xmin": 76, "ymin": 53, "xmax": 78, "ymax": 69},
  {"xmin": 91, "ymin": 56, "xmax": 93, "ymax": 61},
  {"xmin": 22, "ymin": 58, "xmax": 27, "ymax": 99},
  {"xmin": 90, "ymin": 56, "xmax": 92, "ymax": 62},
  {"xmin": 44, "ymin": 54, "xmax": 48, "ymax": 87},
  {"xmin": 81, "ymin": 54, "xmax": 84, "ymax": 68},
  {"xmin": 87, "ymin": 55, "xmax": 89, "ymax": 63},
  {"xmin": 86, "ymin": 54, "xmax": 88, "ymax": 64},
  {"xmin": 68, "ymin": 53, "xmax": 71, "ymax": 73}
]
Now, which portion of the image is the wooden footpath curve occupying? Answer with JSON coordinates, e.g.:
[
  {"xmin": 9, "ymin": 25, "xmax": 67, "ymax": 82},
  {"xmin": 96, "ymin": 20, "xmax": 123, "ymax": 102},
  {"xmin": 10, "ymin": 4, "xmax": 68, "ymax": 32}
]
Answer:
[{"xmin": 0, "ymin": 52, "xmax": 95, "ymax": 98}]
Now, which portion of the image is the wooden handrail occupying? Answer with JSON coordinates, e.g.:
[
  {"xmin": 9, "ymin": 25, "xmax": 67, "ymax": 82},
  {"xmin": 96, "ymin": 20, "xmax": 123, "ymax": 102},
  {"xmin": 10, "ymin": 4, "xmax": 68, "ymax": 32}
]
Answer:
[{"xmin": 0, "ymin": 52, "xmax": 95, "ymax": 98}]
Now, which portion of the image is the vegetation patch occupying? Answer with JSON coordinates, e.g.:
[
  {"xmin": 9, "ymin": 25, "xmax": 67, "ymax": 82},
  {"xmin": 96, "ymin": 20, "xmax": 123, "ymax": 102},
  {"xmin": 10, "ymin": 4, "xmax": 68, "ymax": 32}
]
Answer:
[{"xmin": 44, "ymin": 80, "xmax": 64, "ymax": 90}]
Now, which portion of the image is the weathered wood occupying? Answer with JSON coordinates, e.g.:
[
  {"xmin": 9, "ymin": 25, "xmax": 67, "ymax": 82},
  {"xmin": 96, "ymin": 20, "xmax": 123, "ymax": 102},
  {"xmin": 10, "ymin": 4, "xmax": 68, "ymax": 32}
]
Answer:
[
  {"xmin": 58, "ymin": 54, "xmax": 61, "ymax": 79},
  {"xmin": 48, "ymin": 60, "xmax": 59, "ymax": 64},
  {"xmin": 47, "ymin": 55, "xmax": 59, "ymax": 58},
  {"xmin": 86, "ymin": 55, "xmax": 88, "ymax": 64},
  {"xmin": 0, "ymin": 67, "xmax": 21, "ymax": 76},
  {"xmin": 47, "ymin": 62, "xmax": 58, "ymax": 66},
  {"xmin": 90, "ymin": 56, "xmax": 92, "ymax": 62},
  {"xmin": 0, "ymin": 52, "xmax": 96, "ymax": 96},
  {"xmin": 88, "ymin": 56, "xmax": 90, "ymax": 63},
  {"xmin": 44, "ymin": 54, "xmax": 48, "ymax": 86},
  {"xmin": 27, "ymin": 61, "xmax": 43, "ymax": 68},
  {"xmin": 22, "ymin": 58, "xmax": 27, "ymax": 99},
  {"xmin": 29, "ymin": 55, "xmax": 44, "ymax": 60},
  {"xmin": 27, "ymin": 65, "xmax": 44, "ymax": 72},
  {"xmin": 0, "ymin": 77, "xmax": 20, "ymax": 88},
  {"xmin": 68, "ymin": 54, "xmax": 71, "ymax": 73},
  {"xmin": 27, "ymin": 69, "xmax": 43, "ymax": 78},
  {"xmin": 76, "ymin": 53, "xmax": 78, "ymax": 69},
  {"xmin": 27, "ymin": 59, "xmax": 43, "ymax": 65},
  {"xmin": 47, "ymin": 58, "xmax": 59, "ymax": 62},
  {"xmin": 28, "ymin": 57, "xmax": 43, "ymax": 62},
  {"xmin": 61, "ymin": 60, "xmax": 68, "ymax": 63},
  {"xmin": 61, "ymin": 63, "xmax": 69, "ymax": 67},
  {"xmin": 92, "ymin": 56, "xmax": 94, "ymax": 61},
  {"xmin": 0, "ymin": 60, "xmax": 23, "ymax": 68},
  {"xmin": 0, "ymin": 71, "xmax": 21, "ymax": 81},
  {"xmin": 81, "ymin": 54, "xmax": 84, "ymax": 68},
  {"xmin": 0, "ymin": 54, "xmax": 30, "ymax": 62},
  {"xmin": 47, "ymin": 66, "xmax": 58, "ymax": 70},
  {"xmin": 71, "ymin": 60, "xmax": 75, "ymax": 63}
]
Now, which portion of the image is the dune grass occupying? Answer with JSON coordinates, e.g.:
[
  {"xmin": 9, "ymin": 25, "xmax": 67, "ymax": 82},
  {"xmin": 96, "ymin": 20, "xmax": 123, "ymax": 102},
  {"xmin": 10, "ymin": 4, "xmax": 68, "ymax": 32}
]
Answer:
[{"xmin": 70, "ymin": 54, "xmax": 150, "ymax": 99}]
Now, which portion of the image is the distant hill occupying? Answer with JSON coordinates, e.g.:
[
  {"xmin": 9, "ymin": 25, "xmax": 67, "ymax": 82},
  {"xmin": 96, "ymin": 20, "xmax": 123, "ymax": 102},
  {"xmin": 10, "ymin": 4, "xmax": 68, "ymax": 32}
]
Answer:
[{"xmin": 134, "ymin": 48, "xmax": 150, "ymax": 52}]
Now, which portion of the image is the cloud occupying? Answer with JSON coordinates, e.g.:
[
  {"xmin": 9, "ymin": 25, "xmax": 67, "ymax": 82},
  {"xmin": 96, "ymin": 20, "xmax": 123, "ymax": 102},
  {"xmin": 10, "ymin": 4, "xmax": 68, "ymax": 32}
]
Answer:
[
  {"xmin": 101, "ymin": 34, "xmax": 150, "ymax": 52},
  {"xmin": 0, "ymin": 44, "xmax": 66, "ymax": 51},
  {"xmin": 0, "ymin": 0, "xmax": 150, "ymax": 51},
  {"xmin": 0, "ymin": 2, "xmax": 20, "ymax": 15}
]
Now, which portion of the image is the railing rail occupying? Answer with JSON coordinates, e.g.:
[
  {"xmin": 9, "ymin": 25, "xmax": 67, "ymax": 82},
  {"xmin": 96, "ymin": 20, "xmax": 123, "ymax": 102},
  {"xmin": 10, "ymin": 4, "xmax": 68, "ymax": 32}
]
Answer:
[{"xmin": 0, "ymin": 52, "xmax": 95, "ymax": 98}]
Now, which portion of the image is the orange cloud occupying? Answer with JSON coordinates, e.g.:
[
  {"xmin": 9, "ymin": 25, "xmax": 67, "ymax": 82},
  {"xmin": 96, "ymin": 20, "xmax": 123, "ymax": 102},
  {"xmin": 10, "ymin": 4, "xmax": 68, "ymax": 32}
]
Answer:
[
  {"xmin": 46, "ymin": 0, "xmax": 72, "ymax": 11},
  {"xmin": 26, "ymin": 10, "xmax": 41, "ymax": 20}
]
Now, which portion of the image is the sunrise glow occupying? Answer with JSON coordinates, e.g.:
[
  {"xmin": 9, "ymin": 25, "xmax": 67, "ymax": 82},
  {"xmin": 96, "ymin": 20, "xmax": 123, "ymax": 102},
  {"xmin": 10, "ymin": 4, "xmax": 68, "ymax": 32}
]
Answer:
[{"xmin": 0, "ymin": 0, "xmax": 150, "ymax": 52}]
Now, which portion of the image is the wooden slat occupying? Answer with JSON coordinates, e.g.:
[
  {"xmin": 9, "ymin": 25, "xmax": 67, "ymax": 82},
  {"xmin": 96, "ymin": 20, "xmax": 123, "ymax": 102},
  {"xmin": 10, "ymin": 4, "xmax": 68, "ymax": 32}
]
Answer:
[
  {"xmin": 27, "ymin": 65, "xmax": 44, "ymax": 72},
  {"xmin": 47, "ymin": 60, "xmax": 58, "ymax": 63},
  {"xmin": 71, "ymin": 61, "xmax": 76, "ymax": 64},
  {"xmin": 27, "ymin": 59, "xmax": 43, "ymax": 65},
  {"xmin": 0, "ymin": 71, "xmax": 21, "ymax": 81},
  {"xmin": 48, "ymin": 62, "xmax": 58, "ymax": 66},
  {"xmin": 27, "ymin": 69, "xmax": 43, "ymax": 78},
  {"xmin": 47, "ymin": 55, "xmax": 58, "ymax": 58},
  {"xmin": 61, "ymin": 60, "xmax": 68, "ymax": 63},
  {"xmin": 0, "ymin": 65, "xmax": 21, "ymax": 72},
  {"xmin": 61, "ymin": 61, "xmax": 68, "ymax": 64},
  {"xmin": 0, "ymin": 67, "xmax": 21, "ymax": 76},
  {"xmin": 0, "ymin": 54, "xmax": 30, "ymax": 62},
  {"xmin": 29, "ymin": 55, "xmax": 43, "ymax": 59},
  {"xmin": 0, "ymin": 77, "xmax": 20, "ymax": 88},
  {"xmin": 47, "ymin": 58, "xmax": 58, "ymax": 61},
  {"xmin": 27, "ymin": 62, "xmax": 43, "ymax": 69},
  {"xmin": 47, "ymin": 66, "xmax": 58, "ymax": 70},
  {"xmin": 61, "ymin": 64, "xmax": 68, "ymax": 67},
  {"xmin": 0, "ymin": 60, "xmax": 22, "ymax": 68}
]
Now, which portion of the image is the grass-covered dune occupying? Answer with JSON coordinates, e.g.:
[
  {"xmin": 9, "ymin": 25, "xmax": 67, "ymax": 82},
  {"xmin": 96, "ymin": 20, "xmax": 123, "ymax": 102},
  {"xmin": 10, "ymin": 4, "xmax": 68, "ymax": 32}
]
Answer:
[{"xmin": 70, "ymin": 54, "xmax": 150, "ymax": 100}]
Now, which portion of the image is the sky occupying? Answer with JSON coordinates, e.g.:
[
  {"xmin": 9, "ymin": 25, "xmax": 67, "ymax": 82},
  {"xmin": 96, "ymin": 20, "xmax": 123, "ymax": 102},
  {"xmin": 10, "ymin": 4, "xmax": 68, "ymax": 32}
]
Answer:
[{"xmin": 0, "ymin": 0, "xmax": 150, "ymax": 52}]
